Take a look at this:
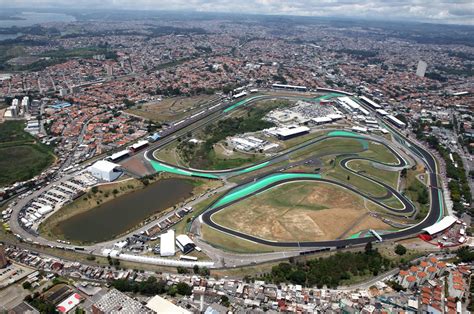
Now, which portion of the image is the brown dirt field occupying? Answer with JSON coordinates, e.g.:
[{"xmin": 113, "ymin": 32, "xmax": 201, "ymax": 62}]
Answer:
[
  {"xmin": 213, "ymin": 182, "xmax": 392, "ymax": 242},
  {"xmin": 121, "ymin": 157, "xmax": 155, "ymax": 176},
  {"xmin": 127, "ymin": 95, "xmax": 218, "ymax": 122}
]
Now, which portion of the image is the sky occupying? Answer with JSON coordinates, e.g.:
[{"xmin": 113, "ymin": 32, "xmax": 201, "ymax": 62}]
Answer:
[{"xmin": 2, "ymin": 0, "xmax": 474, "ymax": 25}]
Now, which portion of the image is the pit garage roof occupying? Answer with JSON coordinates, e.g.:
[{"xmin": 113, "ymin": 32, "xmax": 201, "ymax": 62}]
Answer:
[{"xmin": 422, "ymin": 216, "xmax": 457, "ymax": 235}]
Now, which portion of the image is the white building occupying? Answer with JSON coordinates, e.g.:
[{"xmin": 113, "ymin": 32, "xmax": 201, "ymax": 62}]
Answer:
[
  {"xmin": 176, "ymin": 234, "xmax": 196, "ymax": 254},
  {"xmin": 160, "ymin": 230, "xmax": 175, "ymax": 257},
  {"xmin": 88, "ymin": 160, "xmax": 122, "ymax": 182},
  {"xmin": 416, "ymin": 60, "xmax": 428, "ymax": 78}
]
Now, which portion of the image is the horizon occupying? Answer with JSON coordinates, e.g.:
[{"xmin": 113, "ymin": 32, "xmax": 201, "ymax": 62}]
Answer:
[{"xmin": 1, "ymin": 0, "xmax": 473, "ymax": 26}]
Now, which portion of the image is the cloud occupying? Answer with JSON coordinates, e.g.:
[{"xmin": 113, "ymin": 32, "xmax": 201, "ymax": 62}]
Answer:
[{"xmin": 2, "ymin": 0, "xmax": 473, "ymax": 25}]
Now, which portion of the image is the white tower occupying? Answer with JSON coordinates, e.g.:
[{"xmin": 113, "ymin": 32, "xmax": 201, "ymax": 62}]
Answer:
[{"xmin": 416, "ymin": 60, "xmax": 427, "ymax": 78}]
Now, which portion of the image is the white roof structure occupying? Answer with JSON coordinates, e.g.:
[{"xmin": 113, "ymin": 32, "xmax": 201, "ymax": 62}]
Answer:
[
  {"xmin": 37, "ymin": 205, "xmax": 53, "ymax": 215},
  {"xmin": 109, "ymin": 150, "xmax": 130, "ymax": 161},
  {"xmin": 160, "ymin": 230, "xmax": 175, "ymax": 257},
  {"xmin": 146, "ymin": 295, "xmax": 191, "ymax": 314},
  {"xmin": 352, "ymin": 126, "xmax": 368, "ymax": 133},
  {"xmin": 376, "ymin": 109, "xmax": 389, "ymax": 116},
  {"xmin": 92, "ymin": 160, "xmax": 119, "ymax": 172},
  {"xmin": 422, "ymin": 216, "xmax": 457, "ymax": 235},
  {"xmin": 275, "ymin": 126, "xmax": 310, "ymax": 137},
  {"xmin": 176, "ymin": 234, "xmax": 194, "ymax": 247},
  {"xmin": 130, "ymin": 140, "xmax": 148, "ymax": 150},
  {"xmin": 360, "ymin": 96, "xmax": 382, "ymax": 109},
  {"xmin": 338, "ymin": 96, "xmax": 361, "ymax": 110},
  {"xmin": 312, "ymin": 117, "xmax": 332, "ymax": 124},
  {"xmin": 88, "ymin": 160, "xmax": 122, "ymax": 182},
  {"xmin": 327, "ymin": 113, "xmax": 343, "ymax": 120},
  {"xmin": 386, "ymin": 114, "xmax": 407, "ymax": 127}
]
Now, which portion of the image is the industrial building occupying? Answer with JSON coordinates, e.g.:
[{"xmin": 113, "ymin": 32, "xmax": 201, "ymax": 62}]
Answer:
[
  {"xmin": 88, "ymin": 160, "xmax": 122, "ymax": 182},
  {"xmin": 160, "ymin": 230, "xmax": 175, "ymax": 257},
  {"xmin": 176, "ymin": 234, "xmax": 196, "ymax": 254}
]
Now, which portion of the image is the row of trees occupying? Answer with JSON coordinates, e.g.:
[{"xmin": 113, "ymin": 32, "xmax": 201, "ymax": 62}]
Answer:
[
  {"xmin": 412, "ymin": 119, "xmax": 472, "ymax": 215},
  {"xmin": 254, "ymin": 243, "xmax": 392, "ymax": 288},
  {"xmin": 111, "ymin": 276, "xmax": 192, "ymax": 296}
]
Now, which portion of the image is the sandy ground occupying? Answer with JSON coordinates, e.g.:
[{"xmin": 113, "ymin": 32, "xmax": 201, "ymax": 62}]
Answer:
[{"xmin": 213, "ymin": 182, "xmax": 392, "ymax": 242}]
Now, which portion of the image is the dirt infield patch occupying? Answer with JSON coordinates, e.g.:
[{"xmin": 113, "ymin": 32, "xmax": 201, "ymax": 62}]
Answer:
[{"xmin": 212, "ymin": 181, "xmax": 392, "ymax": 242}]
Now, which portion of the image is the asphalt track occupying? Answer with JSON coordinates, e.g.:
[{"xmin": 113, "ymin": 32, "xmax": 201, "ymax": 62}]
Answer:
[{"xmin": 146, "ymin": 96, "xmax": 444, "ymax": 248}]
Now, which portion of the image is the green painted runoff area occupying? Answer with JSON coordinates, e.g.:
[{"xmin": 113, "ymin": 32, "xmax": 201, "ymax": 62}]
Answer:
[
  {"xmin": 328, "ymin": 130, "xmax": 365, "ymax": 138},
  {"xmin": 236, "ymin": 161, "xmax": 270, "ymax": 174},
  {"xmin": 149, "ymin": 160, "xmax": 219, "ymax": 179},
  {"xmin": 223, "ymin": 96, "xmax": 264, "ymax": 113},
  {"xmin": 211, "ymin": 173, "xmax": 321, "ymax": 209}
]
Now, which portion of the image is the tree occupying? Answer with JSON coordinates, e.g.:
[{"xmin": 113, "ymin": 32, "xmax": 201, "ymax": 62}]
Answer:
[
  {"xmin": 22, "ymin": 281, "xmax": 32, "ymax": 289},
  {"xmin": 221, "ymin": 295, "xmax": 230, "ymax": 307},
  {"xmin": 193, "ymin": 265, "xmax": 199, "ymax": 274},
  {"xmin": 177, "ymin": 266, "xmax": 188, "ymax": 274},
  {"xmin": 395, "ymin": 244, "xmax": 407, "ymax": 256},
  {"xmin": 365, "ymin": 241, "xmax": 373, "ymax": 254},
  {"xmin": 199, "ymin": 267, "xmax": 210, "ymax": 277},
  {"xmin": 176, "ymin": 282, "xmax": 192, "ymax": 296}
]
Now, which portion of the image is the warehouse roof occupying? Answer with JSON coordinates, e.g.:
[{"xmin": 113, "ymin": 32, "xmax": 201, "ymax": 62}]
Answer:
[{"xmin": 91, "ymin": 160, "xmax": 119, "ymax": 172}]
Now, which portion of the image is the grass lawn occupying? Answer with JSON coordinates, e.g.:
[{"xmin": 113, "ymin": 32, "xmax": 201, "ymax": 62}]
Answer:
[
  {"xmin": 347, "ymin": 160, "xmax": 400, "ymax": 189},
  {"xmin": 403, "ymin": 165, "xmax": 430, "ymax": 220},
  {"xmin": 212, "ymin": 181, "xmax": 392, "ymax": 243},
  {"xmin": 0, "ymin": 121, "xmax": 55, "ymax": 187},
  {"xmin": 359, "ymin": 142, "xmax": 399, "ymax": 164},
  {"xmin": 289, "ymin": 137, "xmax": 365, "ymax": 161},
  {"xmin": 325, "ymin": 161, "xmax": 388, "ymax": 198}
]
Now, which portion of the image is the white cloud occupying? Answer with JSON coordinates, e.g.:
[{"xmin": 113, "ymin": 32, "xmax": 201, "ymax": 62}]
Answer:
[{"xmin": 2, "ymin": 0, "xmax": 473, "ymax": 25}]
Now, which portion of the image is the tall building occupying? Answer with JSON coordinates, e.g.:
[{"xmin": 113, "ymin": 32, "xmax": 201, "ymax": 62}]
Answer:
[
  {"xmin": 106, "ymin": 64, "xmax": 113, "ymax": 76},
  {"xmin": 0, "ymin": 245, "xmax": 9, "ymax": 268},
  {"xmin": 416, "ymin": 60, "xmax": 427, "ymax": 77}
]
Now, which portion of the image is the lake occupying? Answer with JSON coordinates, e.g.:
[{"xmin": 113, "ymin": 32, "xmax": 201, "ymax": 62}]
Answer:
[{"xmin": 57, "ymin": 178, "xmax": 194, "ymax": 243}]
